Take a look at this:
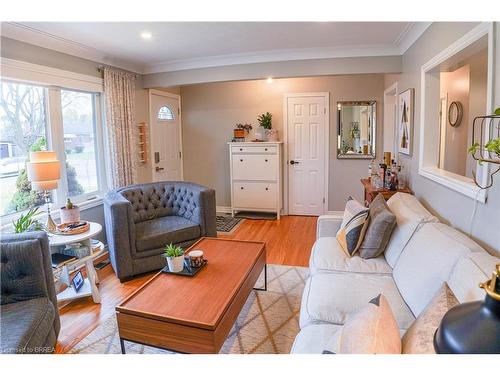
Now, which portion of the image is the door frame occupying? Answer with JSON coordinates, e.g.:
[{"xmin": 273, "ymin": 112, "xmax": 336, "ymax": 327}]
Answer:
[
  {"xmin": 383, "ymin": 82, "xmax": 398, "ymax": 159},
  {"xmin": 148, "ymin": 89, "xmax": 184, "ymax": 181},
  {"xmin": 282, "ymin": 92, "xmax": 330, "ymax": 216}
]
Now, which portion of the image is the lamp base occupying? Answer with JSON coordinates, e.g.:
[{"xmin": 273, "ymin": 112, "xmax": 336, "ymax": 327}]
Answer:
[{"xmin": 46, "ymin": 213, "xmax": 57, "ymax": 233}]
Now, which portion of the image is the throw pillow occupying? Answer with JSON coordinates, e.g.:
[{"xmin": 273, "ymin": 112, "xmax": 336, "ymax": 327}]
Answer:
[
  {"xmin": 324, "ymin": 294, "xmax": 401, "ymax": 354},
  {"xmin": 402, "ymin": 283, "xmax": 459, "ymax": 354},
  {"xmin": 336, "ymin": 197, "xmax": 369, "ymax": 257},
  {"xmin": 358, "ymin": 194, "xmax": 397, "ymax": 259}
]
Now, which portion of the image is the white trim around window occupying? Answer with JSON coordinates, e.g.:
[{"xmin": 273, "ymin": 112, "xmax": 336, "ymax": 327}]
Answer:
[{"xmin": 419, "ymin": 22, "xmax": 494, "ymax": 203}]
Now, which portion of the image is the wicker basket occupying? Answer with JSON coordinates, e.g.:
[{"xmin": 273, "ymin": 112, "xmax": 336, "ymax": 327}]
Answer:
[{"xmin": 56, "ymin": 221, "xmax": 90, "ymax": 235}]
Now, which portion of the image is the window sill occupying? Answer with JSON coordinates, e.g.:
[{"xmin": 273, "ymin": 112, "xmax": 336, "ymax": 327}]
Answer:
[
  {"xmin": 1, "ymin": 196, "xmax": 104, "ymax": 231},
  {"xmin": 418, "ymin": 166, "xmax": 487, "ymax": 203}
]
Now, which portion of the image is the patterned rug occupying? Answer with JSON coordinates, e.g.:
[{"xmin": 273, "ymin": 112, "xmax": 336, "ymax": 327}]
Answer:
[
  {"xmin": 69, "ymin": 264, "xmax": 308, "ymax": 354},
  {"xmin": 216, "ymin": 215, "xmax": 244, "ymax": 233}
]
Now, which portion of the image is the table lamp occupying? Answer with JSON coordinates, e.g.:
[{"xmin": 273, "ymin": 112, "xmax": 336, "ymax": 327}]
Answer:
[
  {"xmin": 434, "ymin": 263, "xmax": 500, "ymax": 354},
  {"xmin": 26, "ymin": 151, "xmax": 61, "ymax": 233}
]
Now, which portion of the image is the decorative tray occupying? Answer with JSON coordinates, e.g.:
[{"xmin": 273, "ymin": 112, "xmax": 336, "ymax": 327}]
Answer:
[
  {"xmin": 161, "ymin": 258, "xmax": 208, "ymax": 277},
  {"xmin": 56, "ymin": 221, "xmax": 90, "ymax": 235}
]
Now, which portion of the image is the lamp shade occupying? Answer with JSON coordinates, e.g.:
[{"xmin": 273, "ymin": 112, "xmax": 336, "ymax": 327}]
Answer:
[{"xmin": 26, "ymin": 151, "xmax": 61, "ymax": 191}]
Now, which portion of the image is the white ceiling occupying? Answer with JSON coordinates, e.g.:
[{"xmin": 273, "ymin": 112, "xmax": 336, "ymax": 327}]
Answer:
[{"xmin": 1, "ymin": 22, "xmax": 431, "ymax": 74}]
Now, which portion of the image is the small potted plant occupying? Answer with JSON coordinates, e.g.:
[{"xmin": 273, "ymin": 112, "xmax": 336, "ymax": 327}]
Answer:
[
  {"xmin": 12, "ymin": 207, "xmax": 45, "ymax": 233},
  {"xmin": 163, "ymin": 243, "xmax": 185, "ymax": 272},
  {"xmin": 234, "ymin": 123, "xmax": 252, "ymax": 140},
  {"xmin": 257, "ymin": 112, "xmax": 278, "ymax": 141},
  {"xmin": 60, "ymin": 198, "xmax": 80, "ymax": 224}
]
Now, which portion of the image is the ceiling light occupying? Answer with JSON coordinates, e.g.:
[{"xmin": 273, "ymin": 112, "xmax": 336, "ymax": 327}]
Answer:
[
  {"xmin": 140, "ymin": 32, "xmax": 152, "ymax": 40},
  {"xmin": 266, "ymin": 77, "xmax": 273, "ymax": 84}
]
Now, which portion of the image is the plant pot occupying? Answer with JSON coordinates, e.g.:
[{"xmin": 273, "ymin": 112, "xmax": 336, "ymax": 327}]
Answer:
[
  {"xmin": 166, "ymin": 255, "xmax": 184, "ymax": 272},
  {"xmin": 60, "ymin": 206, "xmax": 80, "ymax": 224}
]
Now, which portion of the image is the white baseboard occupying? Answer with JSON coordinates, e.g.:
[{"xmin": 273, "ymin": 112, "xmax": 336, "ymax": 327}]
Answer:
[{"xmin": 216, "ymin": 206, "xmax": 232, "ymax": 214}]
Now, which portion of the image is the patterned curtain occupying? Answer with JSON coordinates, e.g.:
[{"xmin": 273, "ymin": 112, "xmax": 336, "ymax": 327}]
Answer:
[{"xmin": 103, "ymin": 67, "xmax": 137, "ymax": 188}]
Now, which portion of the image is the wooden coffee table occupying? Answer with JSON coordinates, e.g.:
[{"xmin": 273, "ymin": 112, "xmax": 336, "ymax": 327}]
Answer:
[{"xmin": 115, "ymin": 237, "xmax": 266, "ymax": 354}]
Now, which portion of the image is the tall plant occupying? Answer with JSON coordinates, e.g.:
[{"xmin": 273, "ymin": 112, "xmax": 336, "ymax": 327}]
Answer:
[{"xmin": 257, "ymin": 112, "xmax": 272, "ymax": 130}]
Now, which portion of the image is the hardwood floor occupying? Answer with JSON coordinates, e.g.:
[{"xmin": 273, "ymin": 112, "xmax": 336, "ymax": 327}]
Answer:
[{"xmin": 55, "ymin": 215, "xmax": 317, "ymax": 353}]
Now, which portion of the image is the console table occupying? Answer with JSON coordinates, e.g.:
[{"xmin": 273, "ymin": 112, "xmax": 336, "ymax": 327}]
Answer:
[
  {"xmin": 360, "ymin": 178, "xmax": 413, "ymax": 206},
  {"xmin": 49, "ymin": 222, "xmax": 104, "ymax": 304}
]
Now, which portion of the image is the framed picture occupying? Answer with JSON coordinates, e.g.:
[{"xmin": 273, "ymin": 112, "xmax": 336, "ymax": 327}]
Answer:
[
  {"xmin": 71, "ymin": 270, "xmax": 84, "ymax": 292},
  {"xmin": 398, "ymin": 88, "xmax": 414, "ymax": 155}
]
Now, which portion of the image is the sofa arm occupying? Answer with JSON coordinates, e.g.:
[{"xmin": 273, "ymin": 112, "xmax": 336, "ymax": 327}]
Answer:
[
  {"xmin": 104, "ymin": 192, "xmax": 136, "ymax": 280},
  {"xmin": 316, "ymin": 213, "xmax": 344, "ymax": 239},
  {"xmin": 197, "ymin": 187, "xmax": 217, "ymax": 237}
]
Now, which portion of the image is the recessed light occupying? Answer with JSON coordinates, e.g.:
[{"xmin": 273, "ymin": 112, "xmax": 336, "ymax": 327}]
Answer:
[
  {"xmin": 266, "ymin": 77, "xmax": 273, "ymax": 84},
  {"xmin": 140, "ymin": 32, "xmax": 152, "ymax": 40}
]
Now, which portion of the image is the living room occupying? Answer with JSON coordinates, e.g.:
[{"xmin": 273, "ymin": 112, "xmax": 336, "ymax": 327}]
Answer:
[{"xmin": 1, "ymin": 1, "xmax": 499, "ymax": 373}]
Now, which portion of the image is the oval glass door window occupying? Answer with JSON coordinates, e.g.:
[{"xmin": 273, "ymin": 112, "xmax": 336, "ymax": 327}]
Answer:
[{"xmin": 158, "ymin": 106, "xmax": 174, "ymax": 121}]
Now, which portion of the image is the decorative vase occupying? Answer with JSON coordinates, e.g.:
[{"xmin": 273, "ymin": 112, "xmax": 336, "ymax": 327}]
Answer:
[
  {"xmin": 60, "ymin": 205, "xmax": 80, "ymax": 224},
  {"xmin": 266, "ymin": 129, "xmax": 279, "ymax": 142},
  {"xmin": 166, "ymin": 255, "xmax": 184, "ymax": 273},
  {"xmin": 254, "ymin": 127, "xmax": 264, "ymax": 141}
]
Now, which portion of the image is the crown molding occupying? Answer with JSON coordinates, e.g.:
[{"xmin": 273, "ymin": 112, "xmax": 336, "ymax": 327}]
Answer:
[
  {"xmin": 1, "ymin": 22, "xmax": 146, "ymax": 74},
  {"xmin": 2, "ymin": 22, "xmax": 432, "ymax": 75}
]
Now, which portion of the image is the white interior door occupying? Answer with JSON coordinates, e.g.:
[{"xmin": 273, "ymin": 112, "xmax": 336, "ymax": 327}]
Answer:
[
  {"xmin": 287, "ymin": 94, "xmax": 327, "ymax": 216},
  {"xmin": 150, "ymin": 91, "xmax": 182, "ymax": 182}
]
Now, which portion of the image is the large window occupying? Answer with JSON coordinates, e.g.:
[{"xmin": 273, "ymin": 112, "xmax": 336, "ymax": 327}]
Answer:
[{"xmin": 0, "ymin": 80, "xmax": 106, "ymax": 218}]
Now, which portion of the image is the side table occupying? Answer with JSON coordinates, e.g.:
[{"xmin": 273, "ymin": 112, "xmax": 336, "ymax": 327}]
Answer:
[
  {"xmin": 49, "ymin": 222, "xmax": 103, "ymax": 304},
  {"xmin": 360, "ymin": 178, "xmax": 413, "ymax": 206}
]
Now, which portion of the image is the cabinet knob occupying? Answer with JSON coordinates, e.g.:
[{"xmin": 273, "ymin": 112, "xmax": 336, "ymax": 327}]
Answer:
[
  {"xmin": 265, "ymin": 148, "xmax": 268, "ymax": 151},
  {"xmin": 265, "ymin": 187, "xmax": 269, "ymax": 191},
  {"xmin": 239, "ymin": 148, "xmax": 243, "ymax": 151},
  {"xmin": 265, "ymin": 159, "xmax": 268, "ymax": 162},
  {"xmin": 240, "ymin": 159, "xmax": 243, "ymax": 162},
  {"xmin": 240, "ymin": 187, "xmax": 244, "ymax": 190}
]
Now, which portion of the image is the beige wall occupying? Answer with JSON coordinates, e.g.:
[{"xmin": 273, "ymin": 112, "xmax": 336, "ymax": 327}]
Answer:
[
  {"xmin": 180, "ymin": 74, "xmax": 385, "ymax": 210},
  {"xmin": 385, "ymin": 22, "xmax": 499, "ymax": 256}
]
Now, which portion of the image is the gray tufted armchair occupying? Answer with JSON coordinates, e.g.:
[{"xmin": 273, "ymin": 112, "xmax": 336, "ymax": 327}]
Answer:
[
  {"xmin": 104, "ymin": 181, "xmax": 216, "ymax": 281},
  {"xmin": 0, "ymin": 232, "xmax": 60, "ymax": 354}
]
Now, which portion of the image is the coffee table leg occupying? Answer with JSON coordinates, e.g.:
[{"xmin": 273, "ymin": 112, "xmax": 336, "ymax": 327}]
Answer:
[
  {"xmin": 254, "ymin": 264, "xmax": 267, "ymax": 291},
  {"xmin": 120, "ymin": 338, "xmax": 126, "ymax": 354}
]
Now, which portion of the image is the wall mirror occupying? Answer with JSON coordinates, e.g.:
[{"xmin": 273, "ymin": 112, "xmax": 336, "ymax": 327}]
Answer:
[{"xmin": 337, "ymin": 101, "xmax": 376, "ymax": 159}]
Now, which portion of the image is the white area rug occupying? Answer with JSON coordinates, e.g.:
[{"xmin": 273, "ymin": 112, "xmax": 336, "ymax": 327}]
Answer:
[{"xmin": 70, "ymin": 264, "xmax": 308, "ymax": 354}]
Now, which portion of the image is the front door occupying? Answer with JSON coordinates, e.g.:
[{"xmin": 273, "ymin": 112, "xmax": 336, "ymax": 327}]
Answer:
[
  {"xmin": 286, "ymin": 94, "xmax": 327, "ymax": 216},
  {"xmin": 150, "ymin": 91, "xmax": 182, "ymax": 182}
]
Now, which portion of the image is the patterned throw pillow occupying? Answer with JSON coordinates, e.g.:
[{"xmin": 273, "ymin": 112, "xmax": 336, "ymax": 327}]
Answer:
[
  {"xmin": 358, "ymin": 194, "xmax": 397, "ymax": 259},
  {"xmin": 402, "ymin": 283, "xmax": 458, "ymax": 354},
  {"xmin": 336, "ymin": 197, "xmax": 369, "ymax": 257},
  {"xmin": 323, "ymin": 294, "xmax": 401, "ymax": 354}
]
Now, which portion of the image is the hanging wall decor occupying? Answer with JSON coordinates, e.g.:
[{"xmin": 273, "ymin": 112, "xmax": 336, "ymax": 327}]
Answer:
[{"xmin": 398, "ymin": 88, "xmax": 414, "ymax": 156}]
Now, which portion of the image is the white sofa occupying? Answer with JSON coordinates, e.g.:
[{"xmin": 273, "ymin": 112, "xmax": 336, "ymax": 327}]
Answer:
[{"xmin": 291, "ymin": 193, "xmax": 499, "ymax": 354}]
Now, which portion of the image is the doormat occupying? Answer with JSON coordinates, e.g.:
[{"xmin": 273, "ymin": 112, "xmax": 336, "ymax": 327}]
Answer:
[
  {"xmin": 216, "ymin": 215, "xmax": 244, "ymax": 233},
  {"xmin": 235, "ymin": 211, "xmax": 277, "ymax": 220}
]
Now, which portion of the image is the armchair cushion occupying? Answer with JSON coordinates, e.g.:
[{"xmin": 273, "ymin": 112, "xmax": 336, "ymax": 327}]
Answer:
[
  {"xmin": 0, "ymin": 297, "xmax": 56, "ymax": 354},
  {"xmin": 1, "ymin": 239, "xmax": 48, "ymax": 305},
  {"xmin": 135, "ymin": 216, "xmax": 201, "ymax": 253}
]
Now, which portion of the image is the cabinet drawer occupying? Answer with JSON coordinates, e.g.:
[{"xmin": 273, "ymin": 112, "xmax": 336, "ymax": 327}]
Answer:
[
  {"xmin": 233, "ymin": 182, "xmax": 277, "ymax": 210},
  {"xmin": 232, "ymin": 154, "xmax": 277, "ymax": 181},
  {"xmin": 231, "ymin": 145, "xmax": 277, "ymax": 154}
]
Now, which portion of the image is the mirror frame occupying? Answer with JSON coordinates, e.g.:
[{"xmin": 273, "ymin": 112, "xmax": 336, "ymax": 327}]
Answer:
[{"xmin": 337, "ymin": 100, "xmax": 377, "ymax": 159}]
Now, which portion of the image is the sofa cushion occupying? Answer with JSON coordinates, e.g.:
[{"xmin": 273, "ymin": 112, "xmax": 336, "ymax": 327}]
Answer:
[
  {"xmin": 0, "ymin": 297, "xmax": 55, "ymax": 354},
  {"xmin": 384, "ymin": 193, "xmax": 439, "ymax": 268},
  {"xmin": 309, "ymin": 237, "xmax": 392, "ymax": 275},
  {"xmin": 299, "ymin": 272, "xmax": 415, "ymax": 330},
  {"xmin": 337, "ymin": 294, "xmax": 401, "ymax": 354},
  {"xmin": 135, "ymin": 216, "xmax": 201, "ymax": 252},
  {"xmin": 358, "ymin": 194, "xmax": 397, "ymax": 259},
  {"xmin": 336, "ymin": 197, "xmax": 369, "ymax": 257},
  {"xmin": 291, "ymin": 324, "xmax": 342, "ymax": 354},
  {"xmin": 448, "ymin": 251, "xmax": 499, "ymax": 303},
  {"xmin": 402, "ymin": 283, "xmax": 458, "ymax": 354},
  {"xmin": 393, "ymin": 223, "xmax": 472, "ymax": 317}
]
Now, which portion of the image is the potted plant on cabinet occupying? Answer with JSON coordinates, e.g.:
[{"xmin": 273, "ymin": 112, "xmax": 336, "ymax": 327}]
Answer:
[
  {"xmin": 257, "ymin": 112, "xmax": 277, "ymax": 141},
  {"xmin": 163, "ymin": 243, "xmax": 184, "ymax": 272}
]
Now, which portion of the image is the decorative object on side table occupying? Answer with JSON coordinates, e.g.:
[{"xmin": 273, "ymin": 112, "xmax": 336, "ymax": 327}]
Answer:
[
  {"xmin": 26, "ymin": 151, "xmax": 61, "ymax": 233},
  {"xmin": 60, "ymin": 198, "xmax": 80, "ymax": 223},
  {"xmin": 163, "ymin": 243, "xmax": 185, "ymax": 273},
  {"xmin": 56, "ymin": 220, "xmax": 90, "ymax": 235},
  {"xmin": 434, "ymin": 264, "xmax": 500, "ymax": 354},
  {"xmin": 398, "ymin": 89, "xmax": 414, "ymax": 156}
]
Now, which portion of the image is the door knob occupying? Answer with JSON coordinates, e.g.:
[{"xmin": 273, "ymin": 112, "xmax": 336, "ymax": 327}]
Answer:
[
  {"xmin": 155, "ymin": 167, "xmax": 165, "ymax": 172},
  {"xmin": 290, "ymin": 160, "xmax": 300, "ymax": 165}
]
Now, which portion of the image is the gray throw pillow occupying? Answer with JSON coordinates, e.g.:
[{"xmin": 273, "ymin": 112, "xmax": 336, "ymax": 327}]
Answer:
[{"xmin": 358, "ymin": 194, "xmax": 397, "ymax": 259}]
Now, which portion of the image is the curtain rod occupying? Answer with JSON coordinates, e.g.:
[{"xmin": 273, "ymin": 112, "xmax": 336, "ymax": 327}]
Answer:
[{"xmin": 97, "ymin": 65, "xmax": 137, "ymax": 77}]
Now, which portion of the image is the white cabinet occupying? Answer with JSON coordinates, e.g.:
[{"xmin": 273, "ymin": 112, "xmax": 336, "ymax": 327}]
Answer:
[{"xmin": 228, "ymin": 142, "xmax": 282, "ymax": 219}]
